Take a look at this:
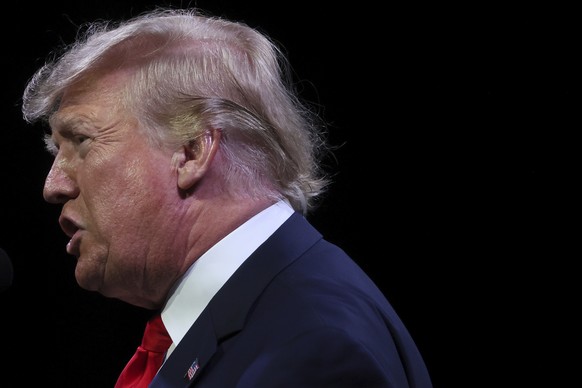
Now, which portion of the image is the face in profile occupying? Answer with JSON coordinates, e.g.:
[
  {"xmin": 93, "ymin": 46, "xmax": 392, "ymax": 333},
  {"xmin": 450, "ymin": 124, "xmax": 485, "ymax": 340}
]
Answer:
[{"xmin": 43, "ymin": 72, "xmax": 184, "ymax": 306}]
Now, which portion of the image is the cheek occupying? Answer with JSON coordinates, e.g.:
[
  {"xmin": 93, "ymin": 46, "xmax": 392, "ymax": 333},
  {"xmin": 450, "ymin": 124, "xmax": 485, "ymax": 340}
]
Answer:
[
  {"xmin": 83, "ymin": 151, "xmax": 175, "ymax": 235},
  {"xmin": 116, "ymin": 159, "xmax": 172, "ymax": 213}
]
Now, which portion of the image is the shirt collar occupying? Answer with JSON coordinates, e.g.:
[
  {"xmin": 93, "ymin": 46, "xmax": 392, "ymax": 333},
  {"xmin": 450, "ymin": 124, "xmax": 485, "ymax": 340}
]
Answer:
[{"xmin": 160, "ymin": 200, "xmax": 294, "ymax": 355}]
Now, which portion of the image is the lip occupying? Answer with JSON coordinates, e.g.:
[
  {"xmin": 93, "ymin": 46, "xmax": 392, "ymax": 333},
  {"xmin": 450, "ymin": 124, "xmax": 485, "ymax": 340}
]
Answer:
[
  {"xmin": 66, "ymin": 230, "xmax": 82, "ymax": 257},
  {"xmin": 59, "ymin": 210, "xmax": 84, "ymax": 256},
  {"xmin": 59, "ymin": 213, "xmax": 81, "ymax": 239}
]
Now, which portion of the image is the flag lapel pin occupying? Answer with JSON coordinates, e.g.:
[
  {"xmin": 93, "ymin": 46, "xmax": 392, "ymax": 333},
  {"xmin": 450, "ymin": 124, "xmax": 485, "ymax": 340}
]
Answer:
[{"xmin": 184, "ymin": 357, "xmax": 200, "ymax": 381}]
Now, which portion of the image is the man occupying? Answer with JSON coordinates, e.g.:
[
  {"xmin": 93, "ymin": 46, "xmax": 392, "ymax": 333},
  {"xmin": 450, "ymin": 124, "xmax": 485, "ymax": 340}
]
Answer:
[{"xmin": 22, "ymin": 7, "xmax": 432, "ymax": 387}]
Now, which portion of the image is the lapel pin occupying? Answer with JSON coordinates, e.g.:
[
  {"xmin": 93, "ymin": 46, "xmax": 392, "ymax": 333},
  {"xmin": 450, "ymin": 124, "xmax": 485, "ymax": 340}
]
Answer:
[{"xmin": 184, "ymin": 357, "xmax": 200, "ymax": 381}]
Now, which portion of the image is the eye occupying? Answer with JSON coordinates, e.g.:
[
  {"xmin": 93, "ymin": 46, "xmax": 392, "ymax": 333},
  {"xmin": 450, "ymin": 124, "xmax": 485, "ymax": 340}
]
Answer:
[{"xmin": 74, "ymin": 135, "xmax": 90, "ymax": 145}]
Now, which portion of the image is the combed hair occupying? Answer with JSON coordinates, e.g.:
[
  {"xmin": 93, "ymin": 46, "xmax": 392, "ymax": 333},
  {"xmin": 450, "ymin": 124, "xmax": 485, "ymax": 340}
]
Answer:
[{"xmin": 22, "ymin": 8, "xmax": 332, "ymax": 214}]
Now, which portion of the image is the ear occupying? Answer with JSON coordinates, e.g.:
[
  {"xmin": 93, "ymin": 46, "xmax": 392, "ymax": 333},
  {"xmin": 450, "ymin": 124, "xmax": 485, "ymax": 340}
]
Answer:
[{"xmin": 174, "ymin": 129, "xmax": 221, "ymax": 190}]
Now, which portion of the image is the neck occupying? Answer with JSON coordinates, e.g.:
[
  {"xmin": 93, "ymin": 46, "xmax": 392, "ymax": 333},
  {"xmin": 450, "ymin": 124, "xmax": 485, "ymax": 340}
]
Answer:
[{"xmin": 180, "ymin": 195, "xmax": 276, "ymax": 273}]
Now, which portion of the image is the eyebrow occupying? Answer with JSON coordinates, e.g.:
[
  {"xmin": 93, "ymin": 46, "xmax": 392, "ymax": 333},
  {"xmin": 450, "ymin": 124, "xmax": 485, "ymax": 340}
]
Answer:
[
  {"xmin": 43, "ymin": 133, "xmax": 58, "ymax": 155},
  {"xmin": 49, "ymin": 111, "xmax": 94, "ymax": 133},
  {"xmin": 44, "ymin": 112, "xmax": 94, "ymax": 155}
]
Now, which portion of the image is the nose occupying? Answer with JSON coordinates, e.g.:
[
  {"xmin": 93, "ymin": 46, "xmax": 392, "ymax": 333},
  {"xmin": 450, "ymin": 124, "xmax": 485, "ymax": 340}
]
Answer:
[{"xmin": 43, "ymin": 158, "xmax": 79, "ymax": 204}]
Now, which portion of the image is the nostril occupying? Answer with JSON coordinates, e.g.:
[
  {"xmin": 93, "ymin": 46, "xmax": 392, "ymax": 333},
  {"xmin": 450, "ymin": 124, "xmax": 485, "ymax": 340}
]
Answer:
[{"xmin": 44, "ymin": 190, "xmax": 72, "ymax": 204}]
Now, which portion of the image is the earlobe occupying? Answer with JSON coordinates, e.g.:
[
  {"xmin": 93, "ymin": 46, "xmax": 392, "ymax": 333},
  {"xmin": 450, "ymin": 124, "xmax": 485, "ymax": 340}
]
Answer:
[{"xmin": 176, "ymin": 129, "xmax": 221, "ymax": 190}]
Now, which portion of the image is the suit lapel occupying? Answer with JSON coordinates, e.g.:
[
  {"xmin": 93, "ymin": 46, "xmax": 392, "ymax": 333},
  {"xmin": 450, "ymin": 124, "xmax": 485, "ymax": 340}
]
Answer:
[
  {"xmin": 150, "ymin": 212, "xmax": 322, "ymax": 387},
  {"xmin": 209, "ymin": 212, "xmax": 322, "ymax": 336},
  {"xmin": 150, "ymin": 310, "xmax": 216, "ymax": 387}
]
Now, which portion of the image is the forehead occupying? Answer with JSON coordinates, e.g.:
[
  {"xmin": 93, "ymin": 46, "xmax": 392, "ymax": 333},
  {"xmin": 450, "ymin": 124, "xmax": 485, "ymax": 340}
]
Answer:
[{"xmin": 49, "ymin": 71, "xmax": 130, "ymax": 132}]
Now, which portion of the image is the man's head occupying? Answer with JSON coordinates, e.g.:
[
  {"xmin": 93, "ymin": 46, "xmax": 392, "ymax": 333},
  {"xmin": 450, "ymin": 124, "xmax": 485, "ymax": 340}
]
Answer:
[{"xmin": 22, "ymin": 8, "xmax": 331, "ymax": 308}]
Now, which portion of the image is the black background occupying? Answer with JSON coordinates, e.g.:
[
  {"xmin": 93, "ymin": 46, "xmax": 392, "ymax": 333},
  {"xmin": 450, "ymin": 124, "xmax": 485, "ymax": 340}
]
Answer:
[{"xmin": 0, "ymin": 1, "xmax": 576, "ymax": 387}]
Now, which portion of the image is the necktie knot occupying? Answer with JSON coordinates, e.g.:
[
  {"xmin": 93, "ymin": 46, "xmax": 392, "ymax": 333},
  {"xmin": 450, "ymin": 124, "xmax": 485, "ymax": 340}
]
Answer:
[
  {"xmin": 141, "ymin": 314, "xmax": 173, "ymax": 353},
  {"xmin": 115, "ymin": 314, "xmax": 172, "ymax": 388}
]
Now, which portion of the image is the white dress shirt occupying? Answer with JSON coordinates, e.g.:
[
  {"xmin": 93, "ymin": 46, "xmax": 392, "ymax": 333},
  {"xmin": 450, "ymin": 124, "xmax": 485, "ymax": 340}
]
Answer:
[{"xmin": 160, "ymin": 200, "xmax": 294, "ymax": 358}]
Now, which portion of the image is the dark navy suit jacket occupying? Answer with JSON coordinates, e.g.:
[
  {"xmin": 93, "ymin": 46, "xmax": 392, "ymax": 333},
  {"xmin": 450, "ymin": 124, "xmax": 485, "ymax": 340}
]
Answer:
[{"xmin": 150, "ymin": 212, "xmax": 432, "ymax": 387}]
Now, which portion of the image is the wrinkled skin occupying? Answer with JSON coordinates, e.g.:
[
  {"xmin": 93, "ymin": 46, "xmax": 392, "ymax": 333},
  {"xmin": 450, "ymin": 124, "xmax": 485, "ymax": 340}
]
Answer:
[{"xmin": 44, "ymin": 71, "xmax": 189, "ymax": 309}]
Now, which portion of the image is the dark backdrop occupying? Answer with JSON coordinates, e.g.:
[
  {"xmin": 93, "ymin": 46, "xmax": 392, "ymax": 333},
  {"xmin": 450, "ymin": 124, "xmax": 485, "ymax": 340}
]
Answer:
[{"xmin": 0, "ymin": 1, "xmax": 576, "ymax": 387}]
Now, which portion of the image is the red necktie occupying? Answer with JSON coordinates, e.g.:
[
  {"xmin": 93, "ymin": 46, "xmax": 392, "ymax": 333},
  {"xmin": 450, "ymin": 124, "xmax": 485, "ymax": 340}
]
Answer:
[{"xmin": 115, "ymin": 314, "xmax": 173, "ymax": 388}]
